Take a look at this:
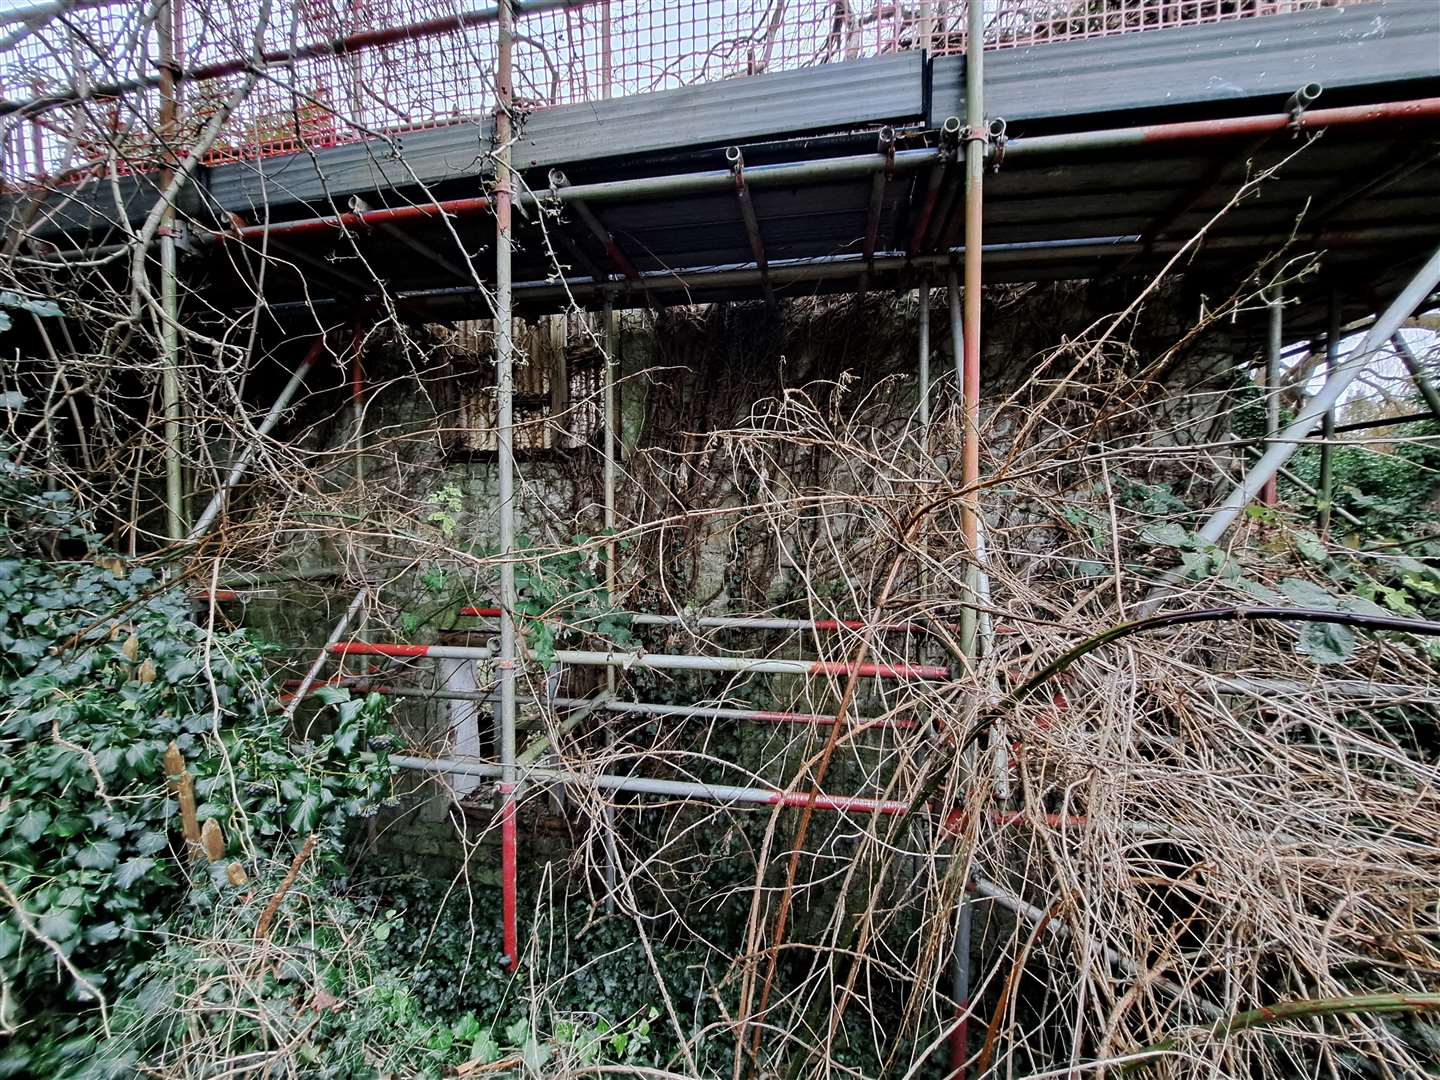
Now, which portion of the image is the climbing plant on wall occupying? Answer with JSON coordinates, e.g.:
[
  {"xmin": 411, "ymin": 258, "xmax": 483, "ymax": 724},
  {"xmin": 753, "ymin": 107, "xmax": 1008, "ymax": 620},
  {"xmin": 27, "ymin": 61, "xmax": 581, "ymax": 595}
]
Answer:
[{"xmin": 0, "ymin": 445, "xmax": 395, "ymax": 1076}]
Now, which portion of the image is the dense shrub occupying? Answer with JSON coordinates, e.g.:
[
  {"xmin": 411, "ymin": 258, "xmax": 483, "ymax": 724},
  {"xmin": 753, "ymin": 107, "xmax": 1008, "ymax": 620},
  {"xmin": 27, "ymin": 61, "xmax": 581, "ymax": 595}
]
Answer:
[{"xmin": 0, "ymin": 449, "xmax": 393, "ymax": 1076}]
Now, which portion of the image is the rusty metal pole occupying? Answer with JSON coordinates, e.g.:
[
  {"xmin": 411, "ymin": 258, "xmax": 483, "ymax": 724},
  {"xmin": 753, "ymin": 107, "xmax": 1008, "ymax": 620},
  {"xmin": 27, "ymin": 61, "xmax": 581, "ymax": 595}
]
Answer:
[
  {"xmin": 951, "ymin": 0, "xmax": 986, "ymax": 1072},
  {"xmin": 494, "ymin": 0, "xmax": 519, "ymax": 976},
  {"xmin": 348, "ymin": 323, "xmax": 369, "ymax": 645}
]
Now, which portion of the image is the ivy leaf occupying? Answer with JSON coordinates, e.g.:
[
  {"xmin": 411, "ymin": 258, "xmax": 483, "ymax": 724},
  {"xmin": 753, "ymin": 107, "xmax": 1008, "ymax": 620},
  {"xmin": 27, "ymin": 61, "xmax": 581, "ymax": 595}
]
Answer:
[
  {"xmin": 9, "ymin": 637, "xmax": 48, "ymax": 660},
  {"xmin": 1233, "ymin": 576, "xmax": 1283, "ymax": 604},
  {"xmin": 163, "ymin": 656, "xmax": 199, "ymax": 681},
  {"xmin": 530, "ymin": 623, "xmax": 557, "ymax": 669},
  {"xmin": 1179, "ymin": 551, "xmax": 1214, "ymax": 580},
  {"xmin": 114, "ymin": 857, "xmax": 156, "ymax": 890},
  {"xmin": 1139, "ymin": 522, "xmax": 1191, "ymax": 549},
  {"xmin": 181, "ymin": 712, "xmax": 212, "ymax": 734},
  {"xmin": 469, "ymin": 1029, "xmax": 500, "ymax": 1066},
  {"xmin": 1296, "ymin": 622, "xmax": 1357, "ymax": 665},
  {"xmin": 522, "ymin": 1036, "xmax": 551, "ymax": 1072},
  {"xmin": 333, "ymin": 720, "xmax": 360, "ymax": 757},
  {"xmin": 1378, "ymin": 586, "xmax": 1420, "ymax": 616},
  {"xmin": 0, "ymin": 921, "xmax": 19, "ymax": 959},
  {"xmin": 314, "ymin": 686, "xmax": 349, "ymax": 705},
  {"xmin": 1292, "ymin": 531, "xmax": 1329, "ymax": 565},
  {"xmin": 1278, "ymin": 578, "xmax": 1343, "ymax": 610},
  {"xmin": 1340, "ymin": 593, "xmax": 1391, "ymax": 618},
  {"xmin": 124, "ymin": 741, "xmax": 163, "ymax": 773},
  {"xmin": 0, "ymin": 290, "xmax": 61, "ymax": 318},
  {"xmin": 136, "ymin": 831, "xmax": 169, "ymax": 856},
  {"xmin": 37, "ymin": 908, "xmax": 78, "ymax": 943},
  {"xmin": 75, "ymin": 840, "xmax": 121, "ymax": 870},
  {"xmin": 337, "ymin": 698, "xmax": 364, "ymax": 727},
  {"xmin": 84, "ymin": 921, "xmax": 123, "ymax": 945},
  {"xmin": 452, "ymin": 1013, "xmax": 482, "ymax": 1042},
  {"xmin": 16, "ymin": 807, "xmax": 49, "ymax": 844},
  {"xmin": 288, "ymin": 794, "xmax": 321, "ymax": 833},
  {"xmin": 94, "ymin": 747, "xmax": 123, "ymax": 778}
]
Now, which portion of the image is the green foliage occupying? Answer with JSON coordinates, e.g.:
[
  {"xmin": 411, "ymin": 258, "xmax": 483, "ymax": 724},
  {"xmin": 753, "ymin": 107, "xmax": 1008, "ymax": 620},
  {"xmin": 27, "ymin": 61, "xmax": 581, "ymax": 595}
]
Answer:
[
  {"xmin": 1285, "ymin": 416, "xmax": 1440, "ymax": 536},
  {"xmin": 512, "ymin": 534, "xmax": 633, "ymax": 667},
  {"xmin": 362, "ymin": 876, "xmax": 694, "ymax": 1042},
  {"xmin": 1132, "ymin": 492, "xmax": 1440, "ymax": 668},
  {"xmin": 0, "ymin": 290, "xmax": 63, "ymax": 334},
  {"xmin": 0, "ymin": 447, "xmax": 396, "ymax": 1075},
  {"xmin": 394, "ymin": 521, "xmax": 634, "ymax": 660},
  {"xmin": 84, "ymin": 869, "xmax": 474, "ymax": 1079},
  {"xmin": 425, "ymin": 482, "xmax": 466, "ymax": 539},
  {"xmin": 83, "ymin": 871, "xmax": 674, "ymax": 1079}
]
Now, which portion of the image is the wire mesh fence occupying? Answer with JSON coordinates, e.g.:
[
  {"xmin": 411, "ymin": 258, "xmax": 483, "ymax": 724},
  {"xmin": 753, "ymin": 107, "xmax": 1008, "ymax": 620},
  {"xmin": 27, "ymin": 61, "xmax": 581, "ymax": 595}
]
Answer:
[{"xmin": 0, "ymin": 0, "xmax": 1360, "ymax": 180}]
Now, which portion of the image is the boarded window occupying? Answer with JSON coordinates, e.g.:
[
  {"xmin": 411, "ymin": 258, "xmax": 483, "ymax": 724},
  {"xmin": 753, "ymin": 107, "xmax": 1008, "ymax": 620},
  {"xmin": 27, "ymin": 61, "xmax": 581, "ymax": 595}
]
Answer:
[{"xmin": 450, "ymin": 314, "xmax": 607, "ymax": 454}]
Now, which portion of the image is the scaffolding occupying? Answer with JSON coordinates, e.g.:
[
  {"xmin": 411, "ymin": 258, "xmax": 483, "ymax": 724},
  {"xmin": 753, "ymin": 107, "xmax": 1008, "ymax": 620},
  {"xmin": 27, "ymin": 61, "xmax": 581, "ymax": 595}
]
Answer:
[
  {"xmin": 3, "ymin": 0, "xmax": 1439, "ymax": 1073},
  {"xmin": 1, "ymin": 0, "xmax": 1369, "ymax": 178}
]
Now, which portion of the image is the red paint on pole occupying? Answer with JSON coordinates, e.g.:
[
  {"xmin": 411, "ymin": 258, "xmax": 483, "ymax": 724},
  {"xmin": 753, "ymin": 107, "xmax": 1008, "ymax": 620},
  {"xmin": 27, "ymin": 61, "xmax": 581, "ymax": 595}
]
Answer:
[
  {"xmin": 499, "ymin": 782, "xmax": 519, "ymax": 972},
  {"xmin": 949, "ymin": 1004, "xmax": 968, "ymax": 1078},
  {"xmin": 297, "ymin": 334, "xmax": 329, "ymax": 369},
  {"xmin": 602, "ymin": 237, "xmax": 641, "ymax": 280},
  {"xmin": 329, "ymin": 641, "xmax": 432, "ymax": 657},
  {"xmin": 812, "ymin": 618, "xmax": 956, "ymax": 634},
  {"xmin": 908, "ymin": 175, "xmax": 944, "ymax": 252},
  {"xmin": 329, "ymin": 641, "xmax": 948, "ymax": 680},
  {"xmin": 229, "ymin": 194, "xmax": 492, "ymax": 241},
  {"xmin": 1137, "ymin": 97, "xmax": 1440, "ymax": 144},
  {"xmin": 459, "ymin": 606, "xmax": 503, "ymax": 617},
  {"xmin": 813, "ymin": 618, "xmax": 875, "ymax": 632}
]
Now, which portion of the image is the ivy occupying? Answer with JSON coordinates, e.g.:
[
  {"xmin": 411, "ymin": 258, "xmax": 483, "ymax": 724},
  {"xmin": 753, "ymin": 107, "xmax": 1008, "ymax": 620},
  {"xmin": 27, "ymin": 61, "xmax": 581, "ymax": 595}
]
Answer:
[
  {"xmin": 0, "ymin": 290, "xmax": 63, "ymax": 335},
  {"xmin": 83, "ymin": 870, "xmax": 681, "ymax": 1079},
  {"xmin": 0, "ymin": 446, "xmax": 397, "ymax": 1076}
]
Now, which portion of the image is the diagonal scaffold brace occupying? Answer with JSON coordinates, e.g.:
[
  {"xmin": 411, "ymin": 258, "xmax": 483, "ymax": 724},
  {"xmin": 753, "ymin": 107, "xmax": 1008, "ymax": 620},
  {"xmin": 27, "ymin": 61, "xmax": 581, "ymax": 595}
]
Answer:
[{"xmin": 1144, "ymin": 241, "xmax": 1440, "ymax": 609}]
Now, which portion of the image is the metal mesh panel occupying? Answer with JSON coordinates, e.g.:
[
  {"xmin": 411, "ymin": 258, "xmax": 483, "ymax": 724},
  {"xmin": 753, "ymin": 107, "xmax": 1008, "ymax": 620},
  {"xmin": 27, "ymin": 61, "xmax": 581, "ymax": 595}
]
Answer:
[
  {"xmin": 0, "ymin": 0, "xmax": 1366, "ymax": 181},
  {"xmin": 928, "ymin": 0, "xmax": 1343, "ymax": 55}
]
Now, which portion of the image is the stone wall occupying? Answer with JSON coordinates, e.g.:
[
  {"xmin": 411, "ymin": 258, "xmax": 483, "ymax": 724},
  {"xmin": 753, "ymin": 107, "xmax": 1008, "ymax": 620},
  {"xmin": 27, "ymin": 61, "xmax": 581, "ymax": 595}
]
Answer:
[{"xmin": 238, "ymin": 282, "xmax": 1244, "ymax": 879}]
